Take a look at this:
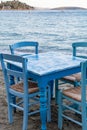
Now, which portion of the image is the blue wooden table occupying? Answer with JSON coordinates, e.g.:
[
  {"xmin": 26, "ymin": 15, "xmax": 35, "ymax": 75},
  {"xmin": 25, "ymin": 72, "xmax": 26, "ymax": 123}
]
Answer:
[{"xmin": 10, "ymin": 52, "xmax": 86, "ymax": 130}]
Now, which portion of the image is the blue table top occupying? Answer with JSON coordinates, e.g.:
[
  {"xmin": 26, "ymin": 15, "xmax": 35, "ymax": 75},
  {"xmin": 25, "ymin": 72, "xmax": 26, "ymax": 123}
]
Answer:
[{"xmin": 23, "ymin": 52, "xmax": 86, "ymax": 76}]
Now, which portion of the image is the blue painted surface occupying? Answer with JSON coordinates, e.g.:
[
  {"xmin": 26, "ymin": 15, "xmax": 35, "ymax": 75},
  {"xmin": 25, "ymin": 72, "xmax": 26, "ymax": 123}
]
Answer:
[
  {"xmin": 0, "ymin": 53, "xmax": 51, "ymax": 130},
  {"xmin": 24, "ymin": 52, "xmax": 86, "ymax": 75},
  {"xmin": 8, "ymin": 52, "xmax": 86, "ymax": 130},
  {"xmin": 58, "ymin": 59, "xmax": 87, "ymax": 130}
]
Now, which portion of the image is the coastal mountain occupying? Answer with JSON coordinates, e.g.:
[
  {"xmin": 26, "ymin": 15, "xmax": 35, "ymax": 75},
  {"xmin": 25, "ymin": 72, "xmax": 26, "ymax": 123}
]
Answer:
[
  {"xmin": 52, "ymin": 6, "xmax": 87, "ymax": 10},
  {"xmin": 0, "ymin": 0, "xmax": 34, "ymax": 10},
  {"xmin": 0, "ymin": 1, "xmax": 87, "ymax": 10}
]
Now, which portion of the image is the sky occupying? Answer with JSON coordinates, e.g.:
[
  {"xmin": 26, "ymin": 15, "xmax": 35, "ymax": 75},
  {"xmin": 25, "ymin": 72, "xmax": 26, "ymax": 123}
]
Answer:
[{"xmin": 1, "ymin": 0, "xmax": 87, "ymax": 9}]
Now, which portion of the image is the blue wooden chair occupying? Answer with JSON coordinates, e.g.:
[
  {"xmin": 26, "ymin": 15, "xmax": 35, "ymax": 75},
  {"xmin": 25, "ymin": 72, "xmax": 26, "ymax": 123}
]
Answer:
[
  {"xmin": 60, "ymin": 42, "xmax": 87, "ymax": 87},
  {"xmin": 61, "ymin": 42, "xmax": 87, "ymax": 86},
  {"xmin": 9, "ymin": 41, "xmax": 39, "ymax": 56},
  {"xmin": 10, "ymin": 41, "xmax": 54, "ymax": 98},
  {"xmin": 55, "ymin": 42, "xmax": 87, "ymax": 104},
  {"xmin": 0, "ymin": 53, "xmax": 51, "ymax": 130},
  {"xmin": 58, "ymin": 60, "xmax": 87, "ymax": 130},
  {"xmin": 9, "ymin": 41, "xmax": 39, "ymax": 81}
]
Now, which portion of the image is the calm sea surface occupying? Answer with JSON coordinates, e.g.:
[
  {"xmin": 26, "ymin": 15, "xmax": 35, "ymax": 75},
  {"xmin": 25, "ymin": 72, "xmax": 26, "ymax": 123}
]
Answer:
[{"xmin": 0, "ymin": 10, "xmax": 87, "ymax": 54}]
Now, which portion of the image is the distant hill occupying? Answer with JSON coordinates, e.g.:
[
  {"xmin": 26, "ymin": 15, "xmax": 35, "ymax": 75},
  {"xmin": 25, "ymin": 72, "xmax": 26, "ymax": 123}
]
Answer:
[
  {"xmin": 52, "ymin": 7, "xmax": 87, "ymax": 10},
  {"xmin": 0, "ymin": 0, "xmax": 34, "ymax": 10}
]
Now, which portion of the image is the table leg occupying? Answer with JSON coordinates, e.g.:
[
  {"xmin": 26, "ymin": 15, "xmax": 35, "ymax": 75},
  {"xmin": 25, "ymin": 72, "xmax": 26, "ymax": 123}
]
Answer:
[{"xmin": 39, "ymin": 81, "xmax": 47, "ymax": 130}]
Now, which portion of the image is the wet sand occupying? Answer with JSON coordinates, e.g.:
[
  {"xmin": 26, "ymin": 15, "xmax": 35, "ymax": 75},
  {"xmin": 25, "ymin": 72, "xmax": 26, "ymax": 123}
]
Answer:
[{"xmin": 0, "ymin": 69, "xmax": 81, "ymax": 130}]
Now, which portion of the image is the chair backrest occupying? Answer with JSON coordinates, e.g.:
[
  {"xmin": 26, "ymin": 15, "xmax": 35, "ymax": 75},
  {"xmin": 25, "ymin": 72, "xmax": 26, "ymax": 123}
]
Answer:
[
  {"xmin": 9, "ymin": 41, "xmax": 39, "ymax": 55},
  {"xmin": 72, "ymin": 42, "xmax": 87, "ymax": 58},
  {"xmin": 0, "ymin": 53, "xmax": 28, "ymax": 95}
]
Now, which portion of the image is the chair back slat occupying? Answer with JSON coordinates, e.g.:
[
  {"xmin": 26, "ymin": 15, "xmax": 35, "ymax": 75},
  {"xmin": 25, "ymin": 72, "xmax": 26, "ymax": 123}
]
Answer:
[
  {"xmin": 1, "ymin": 53, "xmax": 24, "ymax": 62},
  {"xmin": 9, "ymin": 41, "xmax": 39, "ymax": 55},
  {"xmin": 72, "ymin": 42, "xmax": 87, "ymax": 58},
  {"xmin": 72, "ymin": 42, "xmax": 87, "ymax": 47},
  {"xmin": 6, "ymin": 68, "xmax": 23, "ymax": 78}
]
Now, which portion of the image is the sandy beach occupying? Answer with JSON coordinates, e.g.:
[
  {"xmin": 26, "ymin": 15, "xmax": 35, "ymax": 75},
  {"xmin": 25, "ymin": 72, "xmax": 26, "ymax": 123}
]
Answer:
[{"xmin": 0, "ymin": 69, "xmax": 82, "ymax": 130}]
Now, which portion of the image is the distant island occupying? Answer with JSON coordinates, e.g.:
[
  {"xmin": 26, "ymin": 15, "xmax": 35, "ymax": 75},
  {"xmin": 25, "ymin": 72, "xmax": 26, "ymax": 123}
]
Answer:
[
  {"xmin": 0, "ymin": 1, "xmax": 87, "ymax": 10},
  {"xmin": 0, "ymin": 0, "xmax": 34, "ymax": 10},
  {"xmin": 52, "ymin": 6, "xmax": 87, "ymax": 10}
]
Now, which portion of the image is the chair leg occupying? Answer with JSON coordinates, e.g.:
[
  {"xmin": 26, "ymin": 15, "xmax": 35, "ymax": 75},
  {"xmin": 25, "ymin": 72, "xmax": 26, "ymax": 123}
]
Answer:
[
  {"xmin": 82, "ymin": 106, "xmax": 87, "ymax": 130},
  {"xmin": 47, "ymin": 85, "xmax": 51, "ymax": 122},
  {"xmin": 48, "ymin": 80, "xmax": 54, "ymax": 98},
  {"xmin": 73, "ymin": 81, "xmax": 81, "ymax": 112},
  {"xmin": 58, "ymin": 91, "xmax": 63, "ymax": 130},
  {"xmin": 55, "ymin": 79, "xmax": 59, "ymax": 104},
  {"xmin": 8, "ymin": 94, "xmax": 13, "ymax": 123},
  {"xmin": 12, "ymin": 96, "xmax": 16, "ymax": 113},
  {"xmin": 23, "ymin": 98, "xmax": 28, "ymax": 130}
]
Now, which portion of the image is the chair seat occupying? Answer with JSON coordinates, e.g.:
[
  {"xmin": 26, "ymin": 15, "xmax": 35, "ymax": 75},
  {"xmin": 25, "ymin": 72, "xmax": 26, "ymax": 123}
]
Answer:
[
  {"xmin": 62, "ymin": 72, "xmax": 81, "ymax": 82},
  {"xmin": 11, "ymin": 81, "xmax": 39, "ymax": 94},
  {"xmin": 63, "ymin": 86, "xmax": 87, "ymax": 101}
]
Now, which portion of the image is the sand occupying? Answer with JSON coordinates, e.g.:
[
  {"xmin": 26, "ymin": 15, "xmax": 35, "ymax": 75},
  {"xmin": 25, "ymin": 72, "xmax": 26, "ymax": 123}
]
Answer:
[{"xmin": 0, "ymin": 69, "xmax": 81, "ymax": 130}]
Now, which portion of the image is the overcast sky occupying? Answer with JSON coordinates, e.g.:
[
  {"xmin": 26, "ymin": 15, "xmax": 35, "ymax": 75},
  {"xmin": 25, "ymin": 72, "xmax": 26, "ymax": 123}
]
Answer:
[{"xmin": 1, "ymin": 0, "xmax": 87, "ymax": 9}]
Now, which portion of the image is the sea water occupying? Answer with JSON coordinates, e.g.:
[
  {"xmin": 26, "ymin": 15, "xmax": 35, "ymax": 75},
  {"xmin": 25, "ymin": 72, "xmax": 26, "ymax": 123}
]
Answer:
[{"xmin": 0, "ymin": 9, "xmax": 87, "ymax": 54}]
